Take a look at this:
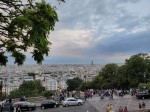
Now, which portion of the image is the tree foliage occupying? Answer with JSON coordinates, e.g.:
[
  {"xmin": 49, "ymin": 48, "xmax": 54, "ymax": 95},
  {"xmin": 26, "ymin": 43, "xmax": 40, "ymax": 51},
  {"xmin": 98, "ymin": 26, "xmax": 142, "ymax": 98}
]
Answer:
[
  {"xmin": 0, "ymin": 0, "xmax": 60, "ymax": 66},
  {"xmin": 66, "ymin": 77, "xmax": 83, "ymax": 91},
  {"xmin": 91, "ymin": 53, "xmax": 150, "ymax": 90},
  {"xmin": 41, "ymin": 90, "xmax": 54, "ymax": 98},
  {"xmin": 9, "ymin": 80, "xmax": 45, "ymax": 98}
]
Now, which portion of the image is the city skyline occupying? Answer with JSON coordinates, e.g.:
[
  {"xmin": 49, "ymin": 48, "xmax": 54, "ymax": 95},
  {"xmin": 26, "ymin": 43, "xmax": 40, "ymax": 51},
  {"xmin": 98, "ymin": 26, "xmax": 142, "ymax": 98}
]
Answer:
[{"xmin": 8, "ymin": 0, "xmax": 150, "ymax": 65}]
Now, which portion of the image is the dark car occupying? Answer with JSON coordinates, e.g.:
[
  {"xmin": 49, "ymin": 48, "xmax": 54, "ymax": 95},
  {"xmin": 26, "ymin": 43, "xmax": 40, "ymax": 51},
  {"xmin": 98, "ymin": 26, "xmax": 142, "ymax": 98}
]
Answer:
[
  {"xmin": 20, "ymin": 96, "xmax": 27, "ymax": 101},
  {"xmin": 13, "ymin": 101, "xmax": 36, "ymax": 111},
  {"xmin": 41, "ymin": 99, "xmax": 59, "ymax": 109},
  {"xmin": 136, "ymin": 90, "xmax": 150, "ymax": 99},
  {"xmin": 1, "ymin": 102, "xmax": 14, "ymax": 112}
]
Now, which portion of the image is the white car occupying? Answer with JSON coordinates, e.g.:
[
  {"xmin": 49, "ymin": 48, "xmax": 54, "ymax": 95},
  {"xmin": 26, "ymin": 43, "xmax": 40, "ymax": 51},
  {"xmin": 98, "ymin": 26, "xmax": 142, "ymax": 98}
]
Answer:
[{"xmin": 62, "ymin": 97, "xmax": 83, "ymax": 107}]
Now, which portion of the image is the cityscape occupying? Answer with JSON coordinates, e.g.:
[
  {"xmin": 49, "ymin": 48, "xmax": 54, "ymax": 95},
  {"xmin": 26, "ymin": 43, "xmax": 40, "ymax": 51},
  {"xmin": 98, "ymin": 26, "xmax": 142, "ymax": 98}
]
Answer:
[
  {"xmin": 1, "ymin": 0, "xmax": 150, "ymax": 112},
  {"xmin": 0, "ymin": 64, "xmax": 103, "ymax": 95}
]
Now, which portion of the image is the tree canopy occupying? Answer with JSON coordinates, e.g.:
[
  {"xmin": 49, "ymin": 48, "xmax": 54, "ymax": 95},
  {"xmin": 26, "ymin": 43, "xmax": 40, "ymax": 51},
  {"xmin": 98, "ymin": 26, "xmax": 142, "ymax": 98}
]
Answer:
[
  {"xmin": 9, "ymin": 80, "xmax": 45, "ymax": 98},
  {"xmin": 66, "ymin": 77, "xmax": 83, "ymax": 91},
  {"xmin": 0, "ymin": 0, "xmax": 61, "ymax": 66},
  {"xmin": 88, "ymin": 53, "xmax": 150, "ymax": 90}
]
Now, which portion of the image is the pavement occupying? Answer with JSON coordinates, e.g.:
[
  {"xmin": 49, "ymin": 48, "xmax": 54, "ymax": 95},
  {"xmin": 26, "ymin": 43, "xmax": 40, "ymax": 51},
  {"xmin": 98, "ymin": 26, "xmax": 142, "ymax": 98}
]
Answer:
[{"xmin": 87, "ymin": 94, "xmax": 150, "ymax": 112}]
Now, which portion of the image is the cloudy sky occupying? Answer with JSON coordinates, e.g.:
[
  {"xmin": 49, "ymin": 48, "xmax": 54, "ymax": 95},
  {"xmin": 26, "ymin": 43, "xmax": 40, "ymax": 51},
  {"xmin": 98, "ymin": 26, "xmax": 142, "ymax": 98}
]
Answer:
[{"xmin": 14, "ymin": 0, "xmax": 150, "ymax": 64}]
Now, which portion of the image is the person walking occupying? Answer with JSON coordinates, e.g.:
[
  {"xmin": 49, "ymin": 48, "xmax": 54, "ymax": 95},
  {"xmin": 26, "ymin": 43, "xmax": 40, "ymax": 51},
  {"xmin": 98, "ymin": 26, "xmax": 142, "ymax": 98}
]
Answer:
[
  {"xmin": 123, "ymin": 107, "xmax": 128, "ymax": 112},
  {"xmin": 139, "ymin": 103, "xmax": 142, "ymax": 109},
  {"xmin": 106, "ymin": 105, "xmax": 111, "ymax": 112},
  {"xmin": 119, "ymin": 106, "xmax": 123, "ymax": 112},
  {"xmin": 142, "ymin": 102, "xmax": 145, "ymax": 108}
]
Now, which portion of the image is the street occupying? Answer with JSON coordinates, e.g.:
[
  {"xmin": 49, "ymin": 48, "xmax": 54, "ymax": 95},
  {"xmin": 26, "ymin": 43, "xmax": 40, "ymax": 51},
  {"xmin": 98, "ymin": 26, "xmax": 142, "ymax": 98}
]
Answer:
[
  {"xmin": 25, "ymin": 102, "xmax": 99, "ymax": 112},
  {"xmin": 22, "ymin": 94, "xmax": 150, "ymax": 112}
]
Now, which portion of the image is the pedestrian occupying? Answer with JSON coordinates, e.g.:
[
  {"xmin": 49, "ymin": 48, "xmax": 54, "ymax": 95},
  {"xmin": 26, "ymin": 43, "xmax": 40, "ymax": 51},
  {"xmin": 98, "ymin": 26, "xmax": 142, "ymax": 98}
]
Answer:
[
  {"xmin": 100, "ymin": 93, "xmax": 104, "ymax": 99},
  {"xmin": 142, "ymin": 102, "xmax": 145, "ymax": 108},
  {"xmin": 110, "ymin": 104, "xmax": 114, "ymax": 112},
  {"xmin": 90, "ymin": 92, "xmax": 93, "ymax": 99},
  {"xmin": 106, "ymin": 105, "xmax": 111, "ymax": 112},
  {"xmin": 13, "ymin": 106, "xmax": 16, "ymax": 112},
  {"xmin": 123, "ymin": 107, "xmax": 128, "ymax": 112},
  {"xmin": 16, "ymin": 105, "xmax": 21, "ymax": 112},
  {"xmin": 119, "ymin": 106, "xmax": 123, "ymax": 112},
  {"xmin": 110, "ymin": 104, "xmax": 113, "ymax": 110},
  {"xmin": 139, "ymin": 103, "xmax": 142, "ymax": 109},
  {"xmin": 84, "ymin": 94, "xmax": 87, "ymax": 101}
]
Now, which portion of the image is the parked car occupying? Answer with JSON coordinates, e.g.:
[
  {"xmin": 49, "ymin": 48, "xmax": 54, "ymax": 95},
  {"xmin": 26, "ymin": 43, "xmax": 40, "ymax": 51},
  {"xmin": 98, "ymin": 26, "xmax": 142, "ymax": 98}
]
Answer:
[
  {"xmin": 62, "ymin": 97, "xmax": 83, "ymax": 107},
  {"xmin": 136, "ymin": 91, "xmax": 150, "ymax": 99},
  {"xmin": 20, "ymin": 96, "xmax": 27, "ymax": 101},
  {"xmin": 1, "ymin": 102, "xmax": 14, "ymax": 112},
  {"xmin": 41, "ymin": 99, "xmax": 59, "ymax": 109},
  {"xmin": 13, "ymin": 101, "xmax": 36, "ymax": 111}
]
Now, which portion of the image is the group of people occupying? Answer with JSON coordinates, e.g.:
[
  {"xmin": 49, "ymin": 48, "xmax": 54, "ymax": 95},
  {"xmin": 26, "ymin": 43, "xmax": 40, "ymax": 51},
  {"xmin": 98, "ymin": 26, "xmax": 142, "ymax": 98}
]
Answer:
[
  {"xmin": 118, "ymin": 106, "xmax": 128, "ymax": 112},
  {"xmin": 0, "ymin": 99, "xmax": 21, "ymax": 112},
  {"xmin": 99, "ymin": 89, "xmax": 114, "ymax": 100},
  {"xmin": 139, "ymin": 102, "xmax": 146, "ymax": 109},
  {"xmin": 106, "ymin": 104, "xmax": 128, "ymax": 112}
]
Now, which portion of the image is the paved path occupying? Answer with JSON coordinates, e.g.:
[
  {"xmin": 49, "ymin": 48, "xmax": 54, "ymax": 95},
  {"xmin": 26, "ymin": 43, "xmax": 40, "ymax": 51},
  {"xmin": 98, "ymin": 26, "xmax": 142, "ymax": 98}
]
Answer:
[
  {"xmin": 87, "ymin": 94, "xmax": 150, "ymax": 112},
  {"xmin": 24, "ymin": 102, "xmax": 99, "ymax": 112}
]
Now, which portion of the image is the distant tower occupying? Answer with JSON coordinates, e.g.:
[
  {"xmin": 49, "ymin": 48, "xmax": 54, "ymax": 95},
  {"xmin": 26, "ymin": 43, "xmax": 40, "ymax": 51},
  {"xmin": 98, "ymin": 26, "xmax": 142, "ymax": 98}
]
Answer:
[{"xmin": 91, "ymin": 60, "xmax": 93, "ymax": 65}]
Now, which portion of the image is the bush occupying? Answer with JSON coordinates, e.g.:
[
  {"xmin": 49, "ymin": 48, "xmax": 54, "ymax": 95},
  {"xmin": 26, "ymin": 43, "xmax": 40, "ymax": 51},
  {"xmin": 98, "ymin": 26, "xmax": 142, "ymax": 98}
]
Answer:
[{"xmin": 41, "ymin": 90, "xmax": 54, "ymax": 99}]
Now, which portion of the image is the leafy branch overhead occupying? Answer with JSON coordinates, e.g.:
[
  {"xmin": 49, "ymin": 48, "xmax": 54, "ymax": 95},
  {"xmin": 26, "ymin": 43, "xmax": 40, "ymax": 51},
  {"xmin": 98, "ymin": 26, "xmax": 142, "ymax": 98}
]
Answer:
[{"xmin": 0, "ymin": 0, "xmax": 60, "ymax": 66}]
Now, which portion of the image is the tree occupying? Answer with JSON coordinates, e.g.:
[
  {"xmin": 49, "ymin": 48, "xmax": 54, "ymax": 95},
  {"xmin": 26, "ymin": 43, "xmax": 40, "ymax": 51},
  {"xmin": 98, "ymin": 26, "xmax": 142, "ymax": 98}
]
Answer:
[
  {"xmin": 100, "ymin": 63, "xmax": 119, "ymax": 89},
  {"xmin": 125, "ymin": 53, "xmax": 150, "ymax": 87},
  {"xmin": 9, "ymin": 80, "xmax": 45, "ymax": 98},
  {"xmin": 66, "ymin": 78, "xmax": 83, "ymax": 91},
  {"xmin": 19, "ymin": 80, "xmax": 45, "ymax": 92},
  {"xmin": 28, "ymin": 72, "xmax": 38, "ymax": 80},
  {"xmin": 0, "ymin": 0, "xmax": 61, "ymax": 66}
]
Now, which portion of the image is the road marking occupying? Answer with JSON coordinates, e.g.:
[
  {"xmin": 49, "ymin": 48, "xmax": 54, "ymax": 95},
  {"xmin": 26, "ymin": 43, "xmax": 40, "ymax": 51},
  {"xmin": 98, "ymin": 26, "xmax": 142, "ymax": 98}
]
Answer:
[
  {"xmin": 114, "ymin": 99, "xmax": 120, "ymax": 110},
  {"xmin": 102, "ymin": 101, "xmax": 108, "ymax": 109}
]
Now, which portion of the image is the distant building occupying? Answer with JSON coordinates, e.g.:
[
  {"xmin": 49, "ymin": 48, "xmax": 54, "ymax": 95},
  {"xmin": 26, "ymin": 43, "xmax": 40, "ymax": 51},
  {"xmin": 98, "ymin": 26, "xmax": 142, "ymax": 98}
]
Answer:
[
  {"xmin": 91, "ymin": 60, "xmax": 94, "ymax": 65},
  {"xmin": 45, "ymin": 77, "xmax": 58, "ymax": 90}
]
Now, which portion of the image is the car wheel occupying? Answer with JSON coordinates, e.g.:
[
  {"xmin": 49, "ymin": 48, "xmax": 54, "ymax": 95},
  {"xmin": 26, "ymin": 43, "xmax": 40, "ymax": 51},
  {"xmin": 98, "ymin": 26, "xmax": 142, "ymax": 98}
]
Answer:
[
  {"xmin": 65, "ymin": 104, "xmax": 69, "ymax": 107},
  {"xmin": 41, "ymin": 106, "xmax": 45, "ymax": 109},
  {"xmin": 78, "ymin": 102, "xmax": 82, "ymax": 106},
  {"xmin": 54, "ymin": 105, "xmax": 57, "ymax": 108},
  {"xmin": 28, "ymin": 108, "xmax": 32, "ymax": 111},
  {"xmin": 142, "ymin": 96, "xmax": 145, "ymax": 100}
]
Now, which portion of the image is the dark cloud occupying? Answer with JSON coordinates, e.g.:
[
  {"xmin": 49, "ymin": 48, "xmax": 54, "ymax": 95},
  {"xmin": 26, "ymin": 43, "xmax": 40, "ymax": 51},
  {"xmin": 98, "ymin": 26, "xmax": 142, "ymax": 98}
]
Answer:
[{"xmin": 83, "ymin": 30, "xmax": 150, "ymax": 56}]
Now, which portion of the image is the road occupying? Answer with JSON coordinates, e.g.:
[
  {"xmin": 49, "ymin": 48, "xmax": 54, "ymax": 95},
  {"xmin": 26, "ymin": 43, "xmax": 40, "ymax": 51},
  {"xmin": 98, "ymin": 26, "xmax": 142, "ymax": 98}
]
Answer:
[
  {"xmin": 23, "ymin": 94, "xmax": 150, "ymax": 112},
  {"xmin": 25, "ymin": 102, "xmax": 99, "ymax": 112}
]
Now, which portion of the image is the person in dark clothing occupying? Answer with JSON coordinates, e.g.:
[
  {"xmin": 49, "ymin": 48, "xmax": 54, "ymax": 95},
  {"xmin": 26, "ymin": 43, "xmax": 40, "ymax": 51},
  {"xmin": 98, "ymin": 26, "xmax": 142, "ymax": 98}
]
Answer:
[
  {"xmin": 142, "ymin": 102, "xmax": 145, "ymax": 108},
  {"xmin": 139, "ymin": 103, "xmax": 142, "ymax": 109}
]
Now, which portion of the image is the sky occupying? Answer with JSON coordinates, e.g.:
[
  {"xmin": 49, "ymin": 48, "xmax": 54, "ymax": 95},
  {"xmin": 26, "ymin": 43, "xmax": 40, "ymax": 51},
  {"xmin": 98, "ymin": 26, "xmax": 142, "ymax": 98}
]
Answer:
[{"xmin": 10, "ymin": 0, "xmax": 150, "ymax": 65}]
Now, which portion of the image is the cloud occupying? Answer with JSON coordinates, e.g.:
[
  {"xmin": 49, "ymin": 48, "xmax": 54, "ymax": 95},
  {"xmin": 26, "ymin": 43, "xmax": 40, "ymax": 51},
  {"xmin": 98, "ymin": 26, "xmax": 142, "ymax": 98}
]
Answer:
[
  {"xmin": 49, "ymin": 29, "xmax": 93, "ymax": 57},
  {"xmin": 20, "ymin": 0, "xmax": 150, "ymax": 64},
  {"xmin": 90, "ymin": 30, "xmax": 150, "ymax": 55}
]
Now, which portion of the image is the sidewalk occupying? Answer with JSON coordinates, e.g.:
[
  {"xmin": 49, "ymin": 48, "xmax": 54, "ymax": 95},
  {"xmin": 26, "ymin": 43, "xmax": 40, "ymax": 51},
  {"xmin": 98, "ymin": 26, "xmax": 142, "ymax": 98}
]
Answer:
[
  {"xmin": 87, "ymin": 94, "xmax": 150, "ymax": 112},
  {"xmin": 87, "ymin": 94, "xmax": 132, "ymax": 102}
]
